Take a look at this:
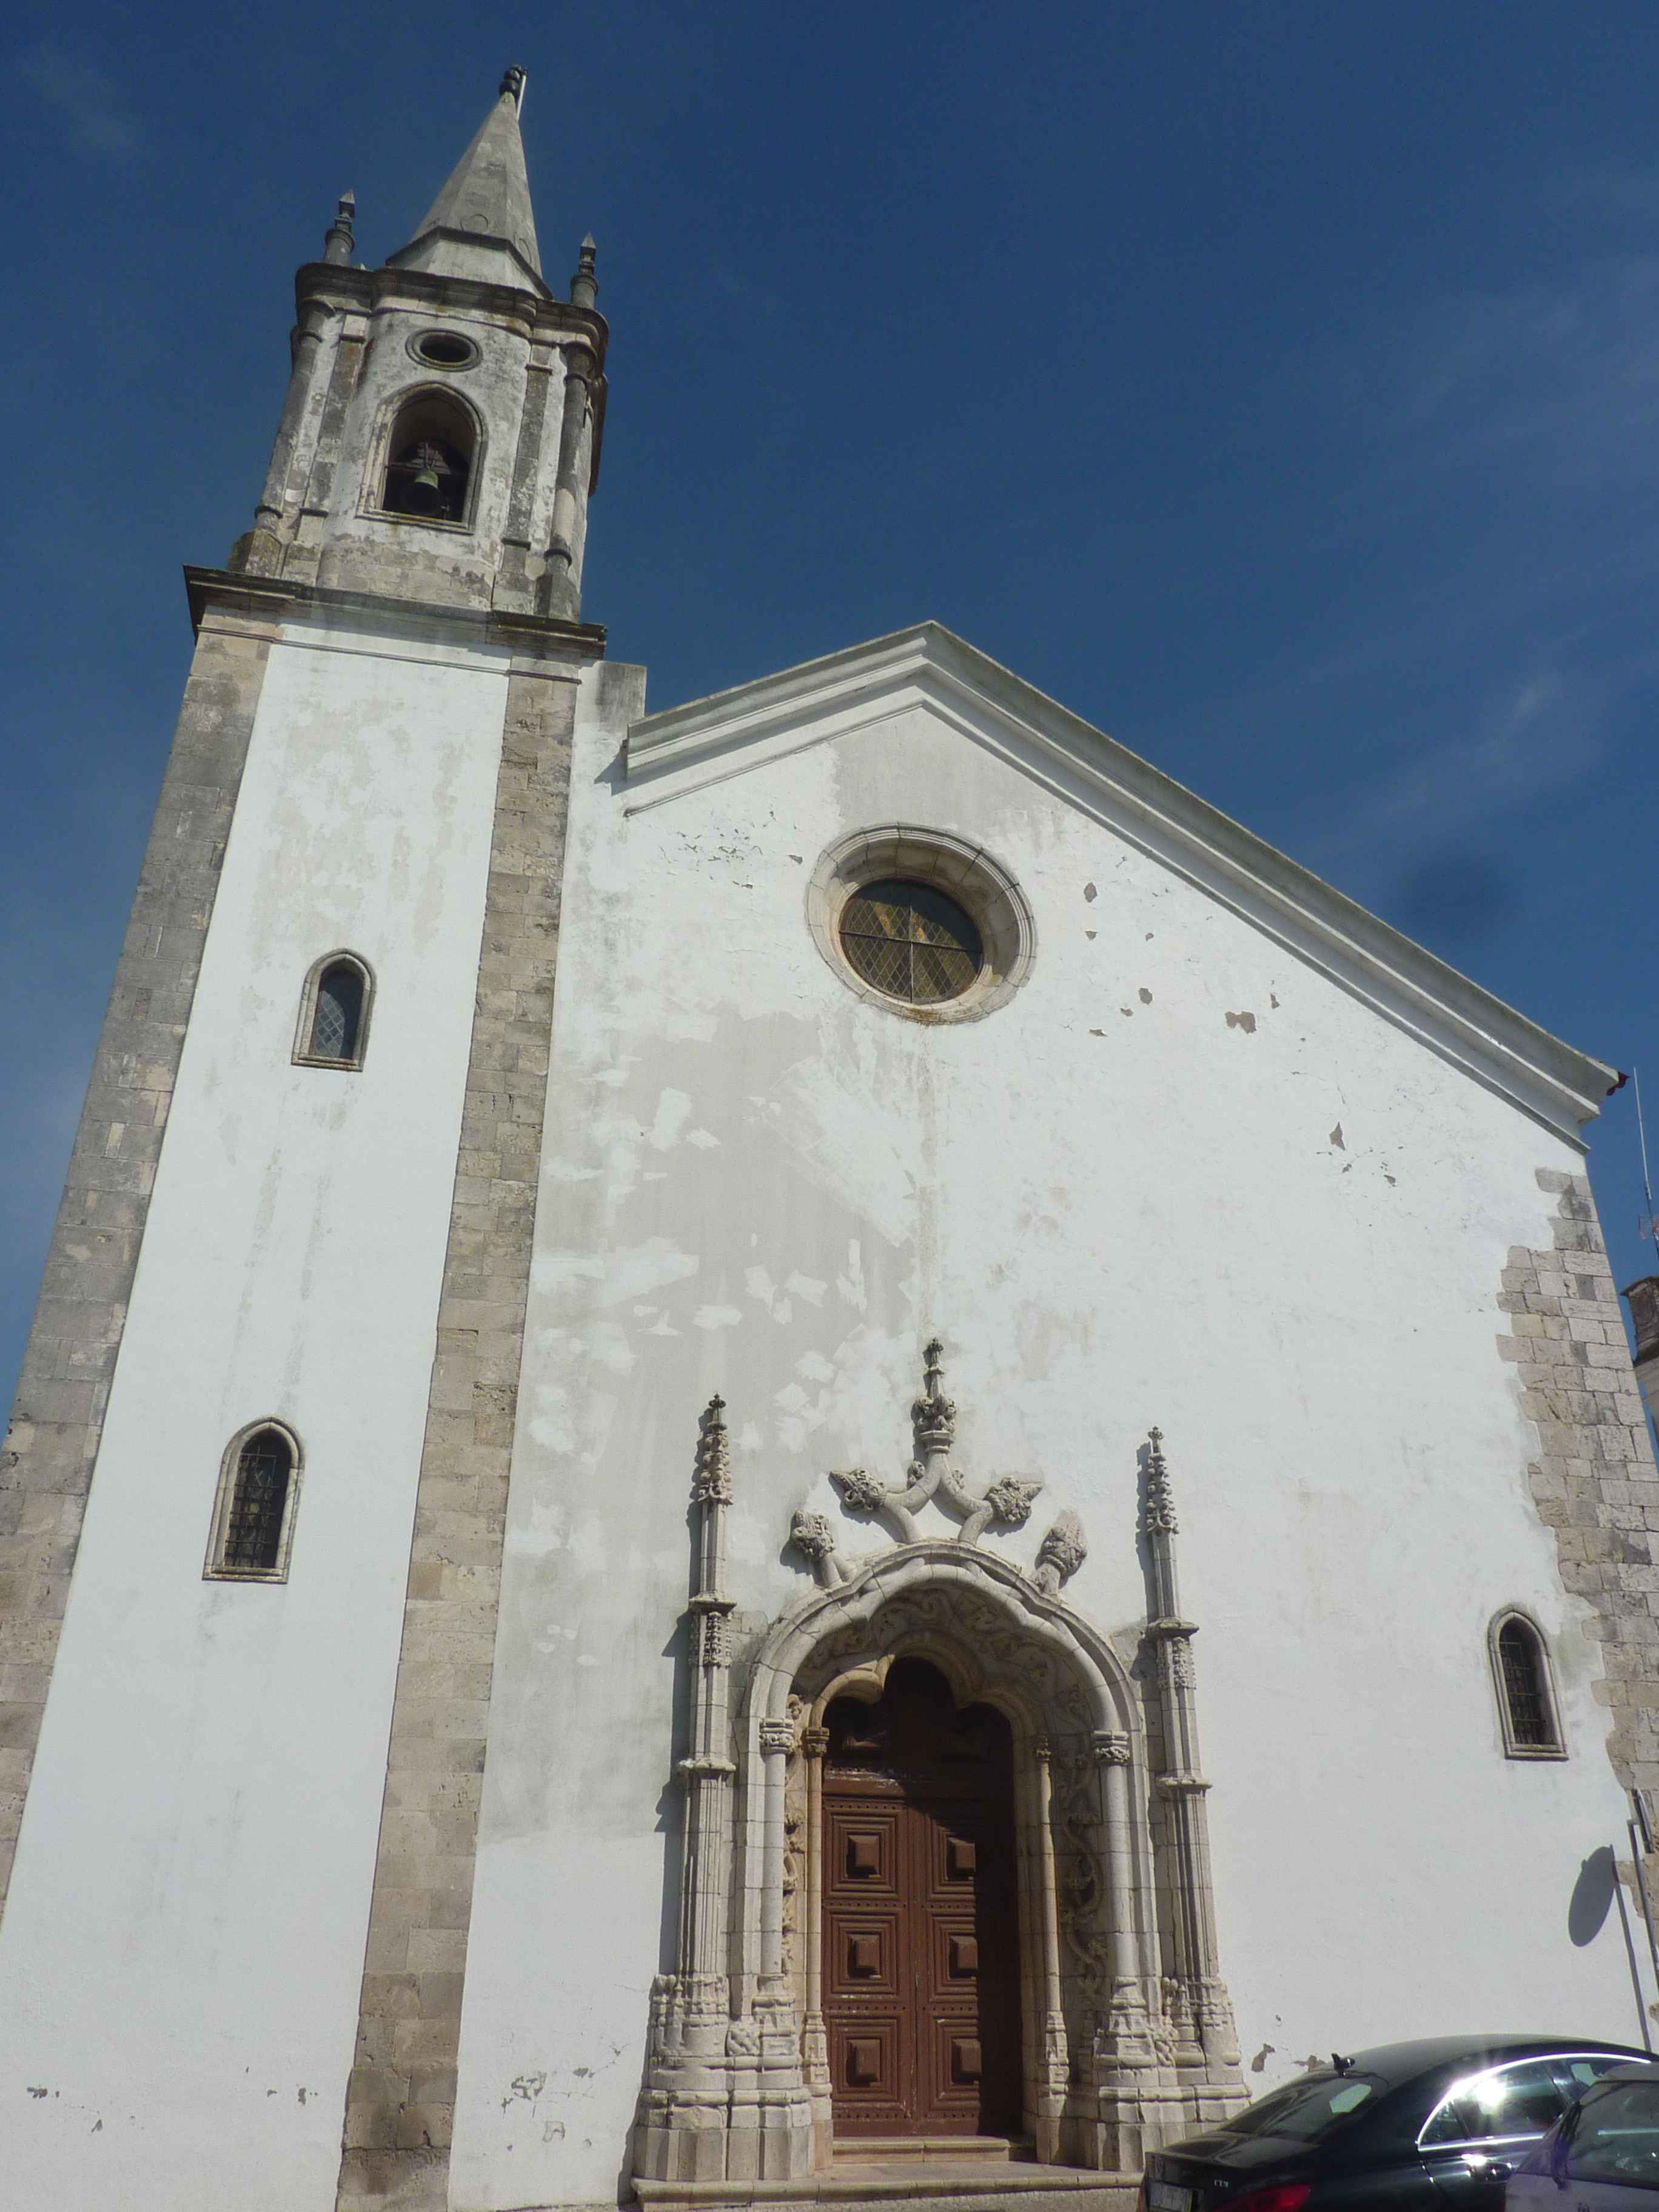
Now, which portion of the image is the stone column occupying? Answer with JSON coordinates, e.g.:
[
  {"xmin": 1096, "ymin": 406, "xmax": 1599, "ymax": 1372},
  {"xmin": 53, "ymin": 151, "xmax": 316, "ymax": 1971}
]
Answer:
[
  {"xmin": 680, "ymin": 1398, "xmax": 738, "ymax": 1995},
  {"xmin": 235, "ymin": 297, "xmax": 335, "ymax": 575},
  {"xmin": 1141, "ymin": 1429, "xmax": 1240, "ymax": 2099},
  {"xmin": 635, "ymin": 1399, "xmax": 740, "ymax": 2185},
  {"xmin": 800, "ymin": 1725, "xmax": 831, "ymax": 2159},
  {"xmin": 539, "ymin": 341, "xmax": 598, "ymax": 620},
  {"xmin": 1032, "ymin": 1741, "xmax": 1068, "ymax": 2162}
]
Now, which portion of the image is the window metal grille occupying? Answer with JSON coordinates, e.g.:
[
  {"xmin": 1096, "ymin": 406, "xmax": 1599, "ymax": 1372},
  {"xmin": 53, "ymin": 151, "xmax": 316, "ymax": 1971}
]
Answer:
[
  {"xmin": 1498, "ymin": 1620, "xmax": 1555, "ymax": 1748},
  {"xmin": 223, "ymin": 1428, "xmax": 293, "ymax": 1573},
  {"xmin": 839, "ymin": 878, "xmax": 983, "ymax": 1005},
  {"xmin": 310, "ymin": 962, "xmax": 364, "ymax": 1062}
]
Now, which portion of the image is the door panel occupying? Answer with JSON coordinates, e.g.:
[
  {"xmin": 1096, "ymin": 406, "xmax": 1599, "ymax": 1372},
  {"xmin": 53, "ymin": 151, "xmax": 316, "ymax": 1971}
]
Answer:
[{"xmin": 822, "ymin": 1659, "xmax": 1022, "ymax": 2140}]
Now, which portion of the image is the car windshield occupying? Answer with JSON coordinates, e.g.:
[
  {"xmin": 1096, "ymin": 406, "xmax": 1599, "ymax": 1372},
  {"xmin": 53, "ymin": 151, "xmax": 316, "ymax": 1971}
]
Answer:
[
  {"xmin": 1565, "ymin": 2082, "xmax": 1659, "ymax": 2189},
  {"xmin": 1225, "ymin": 2073, "xmax": 1380, "ymax": 2140}
]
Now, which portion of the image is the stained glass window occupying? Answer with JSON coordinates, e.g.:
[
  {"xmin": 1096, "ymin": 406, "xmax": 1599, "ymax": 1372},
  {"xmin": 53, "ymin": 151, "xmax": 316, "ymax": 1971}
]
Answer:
[
  {"xmin": 310, "ymin": 961, "xmax": 364, "ymax": 1062},
  {"xmin": 223, "ymin": 1428, "xmax": 293, "ymax": 1574},
  {"xmin": 839, "ymin": 879, "xmax": 982, "ymax": 1005},
  {"xmin": 1498, "ymin": 1618, "xmax": 1557, "ymax": 1749}
]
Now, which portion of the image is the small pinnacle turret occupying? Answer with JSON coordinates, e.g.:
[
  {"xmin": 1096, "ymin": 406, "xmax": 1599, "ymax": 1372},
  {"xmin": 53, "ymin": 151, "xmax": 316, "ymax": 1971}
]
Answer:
[
  {"xmin": 571, "ymin": 235, "xmax": 598, "ymax": 310},
  {"xmin": 323, "ymin": 190, "xmax": 355, "ymax": 267}
]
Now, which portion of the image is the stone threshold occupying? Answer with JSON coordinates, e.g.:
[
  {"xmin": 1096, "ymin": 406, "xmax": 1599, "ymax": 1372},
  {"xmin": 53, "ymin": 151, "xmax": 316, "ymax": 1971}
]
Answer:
[{"xmin": 632, "ymin": 2160, "xmax": 1139, "ymax": 2208}]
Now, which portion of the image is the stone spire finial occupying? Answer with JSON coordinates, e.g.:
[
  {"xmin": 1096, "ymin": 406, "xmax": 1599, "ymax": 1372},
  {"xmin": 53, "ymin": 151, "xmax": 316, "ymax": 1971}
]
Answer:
[
  {"xmin": 1144, "ymin": 1426, "xmax": 1178, "ymax": 1535},
  {"xmin": 913, "ymin": 1336, "xmax": 956, "ymax": 1455},
  {"xmin": 570, "ymin": 233, "xmax": 598, "ymax": 310},
  {"xmin": 386, "ymin": 76, "xmax": 548, "ymax": 295},
  {"xmin": 499, "ymin": 64, "xmax": 527, "ymax": 107},
  {"xmin": 692, "ymin": 1393, "xmax": 731, "ymax": 1505},
  {"xmin": 323, "ymin": 190, "xmax": 355, "ymax": 267}
]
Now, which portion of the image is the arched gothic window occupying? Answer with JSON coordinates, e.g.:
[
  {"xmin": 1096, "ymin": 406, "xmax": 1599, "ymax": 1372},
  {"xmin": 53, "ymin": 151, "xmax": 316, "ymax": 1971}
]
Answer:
[
  {"xmin": 206, "ymin": 1421, "xmax": 301, "ymax": 1581},
  {"xmin": 1490, "ymin": 1610, "xmax": 1565, "ymax": 1757},
  {"xmin": 378, "ymin": 390, "xmax": 476, "ymax": 525},
  {"xmin": 294, "ymin": 952, "xmax": 374, "ymax": 1069}
]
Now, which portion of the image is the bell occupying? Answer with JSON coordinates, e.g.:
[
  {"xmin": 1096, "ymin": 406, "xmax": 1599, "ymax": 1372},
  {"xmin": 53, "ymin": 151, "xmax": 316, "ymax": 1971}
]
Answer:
[{"xmin": 412, "ymin": 463, "xmax": 441, "ymax": 494}]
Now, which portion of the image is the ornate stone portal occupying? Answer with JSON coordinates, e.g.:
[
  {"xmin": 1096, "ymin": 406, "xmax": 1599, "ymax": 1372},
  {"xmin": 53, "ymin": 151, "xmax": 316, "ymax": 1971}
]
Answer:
[{"xmin": 632, "ymin": 1352, "xmax": 1244, "ymax": 2190}]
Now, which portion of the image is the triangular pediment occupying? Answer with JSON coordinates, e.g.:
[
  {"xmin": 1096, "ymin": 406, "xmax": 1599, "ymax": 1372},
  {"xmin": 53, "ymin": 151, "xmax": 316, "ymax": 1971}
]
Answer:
[{"xmin": 625, "ymin": 621, "xmax": 1615, "ymax": 1145}]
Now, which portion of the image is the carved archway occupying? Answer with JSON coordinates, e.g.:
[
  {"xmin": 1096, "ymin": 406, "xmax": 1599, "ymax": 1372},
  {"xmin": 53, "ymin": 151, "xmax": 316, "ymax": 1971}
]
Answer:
[
  {"xmin": 736, "ymin": 1543, "xmax": 1161, "ymax": 2171},
  {"xmin": 631, "ymin": 1379, "xmax": 1246, "ymax": 2196}
]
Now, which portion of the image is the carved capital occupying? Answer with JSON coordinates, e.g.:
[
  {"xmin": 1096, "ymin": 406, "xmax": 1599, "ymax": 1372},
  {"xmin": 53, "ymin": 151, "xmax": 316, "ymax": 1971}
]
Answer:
[
  {"xmin": 1091, "ymin": 1731, "xmax": 1131, "ymax": 1766},
  {"xmin": 982, "ymin": 1475, "xmax": 1043, "ymax": 1529},
  {"xmin": 832, "ymin": 1466, "xmax": 888, "ymax": 1513},
  {"xmin": 1155, "ymin": 1771, "xmax": 1212, "ymax": 1795},
  {"xmin": 800, "ymin": 1725, "xmax": 830, "ymax": 1760},
  {"xmin": 1034, "ymin": 1508, "xmax": 1088, "ymax": 1592},
  {"xmin": 759, "ymin": 1719, "xmax": 796, "ymax": 1758}
]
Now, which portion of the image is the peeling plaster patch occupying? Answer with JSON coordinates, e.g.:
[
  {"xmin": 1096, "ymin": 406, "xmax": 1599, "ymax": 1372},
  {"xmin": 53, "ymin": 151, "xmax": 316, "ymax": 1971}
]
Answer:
[
  {"xmin": 739, "ymin": 1421, "xmax": 763, "ymax": 1452},
  {"xmin": 693, "ymin": 1304, "xmax": 744, "ymax": 1329},
  {"xmin": 785, "ymin": 1272, "xmax": 827, "ymax": 1305},
  {"xmin": 543, "ymin": 1158, "xmax": 602, "ymax": 1184},
  {"xmin": 686, "ymin": 1128, "xmax": 720, "ymax": 1148},
  {"xmin": 1084, "ymin": 882, "xmax": 1098, "ymax": 902},
  {"xmin": 586, "ymin": 1321, "xmax": 637, "ymax": 1376},
  {"xmin": 534, "ymin": 1238, "xmax": 700, "ymax": 1307},
  {"xmin": 1225, "ymin": 1010, "xmax": 1258, "ymax": 1033},
  {"xmin": 529, "ymin": 1388, "xmax": 577, "ymax": 1451},
  {"xmin": 1085, "ymin": 929, "xmax": 1096, "ymax": 940},
  {"xmin": 795, "ymin": 1349, "xmax": 835, "ymax": 1384},
  {"xmin": 1120, "ymin": 1007, "xmax": 1133, "ymax": 1019},
  {"xmin": 745, "ymin": 1265, "xmax": 776, "ymax": 1305},
  {"xmin": 513, "ymin": 1496, "xmax": 572, "ymax": 1558},
  {"xmin": 648, "ymin": 1088, "xmax": 693, "ymax": 1150},
  {"xmin": 837, "ymin": 1241, "xmax": 868, "ymax": 1312},
  {"xmin": 773, "ymin": 1299, "xmax": 794, "ymax": 1324},
  {"xmin": 1138, "ymin": 988, "xmax": 1152, "ymax": 1004},
  {"xmin": 1251, "ymin": 2045, "xmax": 1275, "ymax": 2073},
  {"xmin": 577, "ymin": 1652, "xmax": 598, "ymax": 1667},
  {"xmin": 1329, "ymin": 1124, "xmax": 1346, "ymax": 1150},
  {"xmin": 1270, "ymin": 992, "xmax": 1281, "ymax": 1008},
  {"xmin": 1089, "ymin": 1028, "xmax": 1106, "ymax": 1037}
]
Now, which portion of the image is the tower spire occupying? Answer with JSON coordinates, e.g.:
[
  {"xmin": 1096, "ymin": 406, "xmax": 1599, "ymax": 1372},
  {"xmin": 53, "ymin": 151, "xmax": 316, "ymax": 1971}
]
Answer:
[{"xmin": 387, "ymin": 69, "xmax": 548, "ymax": 295}]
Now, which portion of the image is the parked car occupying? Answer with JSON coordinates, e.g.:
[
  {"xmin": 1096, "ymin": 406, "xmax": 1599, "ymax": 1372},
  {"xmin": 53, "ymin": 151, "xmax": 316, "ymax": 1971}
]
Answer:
[
  {"xmin": 1141, "ymin": 2037, "xmax": 1651, "ymax": 2212},
  {"xmin": 1507, "ymin": 2062, "xmax": 1659, "ymax": 2211}
]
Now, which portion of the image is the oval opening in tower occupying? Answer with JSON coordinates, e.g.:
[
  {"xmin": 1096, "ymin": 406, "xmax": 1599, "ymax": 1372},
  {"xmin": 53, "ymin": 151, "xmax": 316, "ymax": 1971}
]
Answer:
[{"xmin": 411, "ymin": 329, "xmax": 479, "ymax": 370}]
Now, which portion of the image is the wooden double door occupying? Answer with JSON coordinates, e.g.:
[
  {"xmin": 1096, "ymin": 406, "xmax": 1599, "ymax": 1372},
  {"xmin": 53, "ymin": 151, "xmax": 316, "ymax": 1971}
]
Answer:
[{"xmin": 822, "ymin": 1659, "xmax": 1022, "ymax": 2139}]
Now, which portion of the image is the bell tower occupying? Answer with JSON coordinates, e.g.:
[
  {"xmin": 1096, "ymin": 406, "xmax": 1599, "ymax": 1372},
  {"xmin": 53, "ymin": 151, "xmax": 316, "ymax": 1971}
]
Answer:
[
  {"xmin": 0, "ymin": 72, "xmax": 629, "ymax": 2212},
  {"xmin": 231, "ymin": 66, "xmax": 606, "ymax": 620}
]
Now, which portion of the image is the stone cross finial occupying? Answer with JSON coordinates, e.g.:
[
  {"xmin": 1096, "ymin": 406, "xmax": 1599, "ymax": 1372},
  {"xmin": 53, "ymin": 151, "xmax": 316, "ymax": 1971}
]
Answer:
[{"xmin": 499, "ymin": 64, "xmax": 527, "ymax": 104}]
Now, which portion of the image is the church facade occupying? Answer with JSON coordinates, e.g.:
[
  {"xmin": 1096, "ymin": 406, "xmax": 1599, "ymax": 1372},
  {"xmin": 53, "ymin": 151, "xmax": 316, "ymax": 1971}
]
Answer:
[{"xmin": 3, "ymin": 73, "xmax": 1658, "ymax": 2212}]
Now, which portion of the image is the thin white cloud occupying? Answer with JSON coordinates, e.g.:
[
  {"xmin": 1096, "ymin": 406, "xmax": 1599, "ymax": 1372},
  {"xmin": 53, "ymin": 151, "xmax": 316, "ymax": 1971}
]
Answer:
[{"xmin": 22, "ymin": 43, "xmax": 147, "ymax": 164}]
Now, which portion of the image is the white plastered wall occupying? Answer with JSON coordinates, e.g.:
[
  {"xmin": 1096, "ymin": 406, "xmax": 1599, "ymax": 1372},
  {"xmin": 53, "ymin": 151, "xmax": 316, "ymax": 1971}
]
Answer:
[
  {"xmin": 451, "ymin": 682, "xmax": 1638, "ymax": 2211},
  {"xmin": 0, "ymin": 614, "xmax": 508, "ymax": 2212}
]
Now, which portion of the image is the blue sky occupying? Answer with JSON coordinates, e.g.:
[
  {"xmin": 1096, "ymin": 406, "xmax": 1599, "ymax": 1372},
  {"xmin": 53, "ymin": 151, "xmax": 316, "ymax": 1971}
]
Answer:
[{"xmin": 4, "ymin": 1, "xmax": 1658, "ymax": 1411}]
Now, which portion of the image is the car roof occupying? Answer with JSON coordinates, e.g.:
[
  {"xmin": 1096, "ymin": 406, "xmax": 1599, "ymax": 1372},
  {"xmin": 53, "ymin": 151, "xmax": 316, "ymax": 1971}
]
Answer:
[{"xmin": 1332, "ymin": 2037, "xmax": 1649, "ymax": 2086}]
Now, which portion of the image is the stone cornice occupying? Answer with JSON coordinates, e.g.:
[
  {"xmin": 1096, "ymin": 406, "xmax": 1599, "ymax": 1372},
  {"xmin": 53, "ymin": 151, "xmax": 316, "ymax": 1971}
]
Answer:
[
  {"xmin": 625, "ymin": 622, "xmax": 1618, "ymax": 1145},
  {"xmin": 184, "ymin": 566, "xmax": 607, "ymax": 662}
]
